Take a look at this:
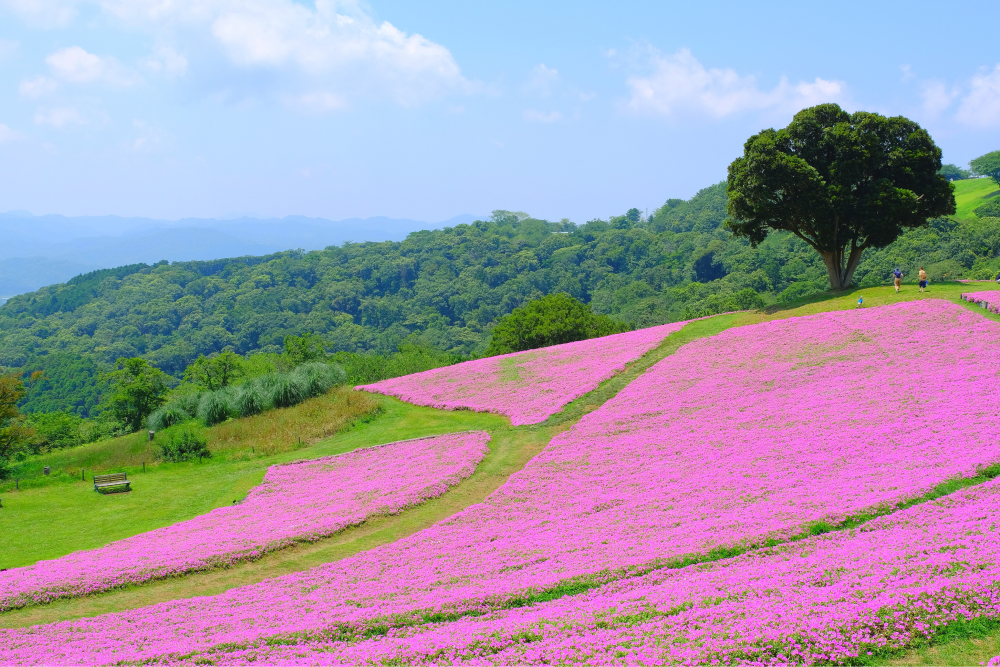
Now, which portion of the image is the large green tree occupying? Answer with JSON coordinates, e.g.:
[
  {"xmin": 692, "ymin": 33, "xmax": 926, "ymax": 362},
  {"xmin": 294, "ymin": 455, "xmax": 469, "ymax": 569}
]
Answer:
[
  {"xmin": 283, "ymin": 333, "xmax": 327, "ymax": 365},
  {"xmin": 726, "ymin": 104, "xmax": 955, "ymax": 289},
  {"xmin": 971, "ymin": 150, "xmax": 1000, "ymax": 189},
  {"xmin": 485, "ymin": 293, "xmax": 631, "ymax": 356},
  {"xmin": 182, "ymin": 350, "xmax": 245, "ymax": 391},
  {"xmin": 0, "ymin": 372, "xmax": 32, "ymax": 478},
  {"xmin": 938, "ymin": 163, "xmax": 971, "ymax": 181},
  {"xmin": 101, "ymin": 358, "xmax": 170, "ymax": 432}
]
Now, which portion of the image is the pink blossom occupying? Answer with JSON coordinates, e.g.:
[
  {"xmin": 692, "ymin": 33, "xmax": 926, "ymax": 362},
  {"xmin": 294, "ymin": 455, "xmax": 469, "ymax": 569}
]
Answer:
[
  {"xmin": 961, "ymin": 290, "xmax": 1000, "ymax": 314},
  {"xmin": 356, "ymin": 322, "xmax": 687, "ymax": 425}
]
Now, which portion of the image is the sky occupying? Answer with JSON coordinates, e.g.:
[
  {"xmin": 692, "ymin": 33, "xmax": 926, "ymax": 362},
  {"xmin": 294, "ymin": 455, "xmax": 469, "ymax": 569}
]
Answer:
[{"xmin": 0, "ymin": 0, "xmax": 997, "ymax": 223}]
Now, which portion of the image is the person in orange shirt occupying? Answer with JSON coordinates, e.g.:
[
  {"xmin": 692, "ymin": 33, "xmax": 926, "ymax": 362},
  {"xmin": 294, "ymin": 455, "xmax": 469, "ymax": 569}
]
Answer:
[{"xmin": 918, "ymin": 267, "xmax": 928, "ymax": 292}]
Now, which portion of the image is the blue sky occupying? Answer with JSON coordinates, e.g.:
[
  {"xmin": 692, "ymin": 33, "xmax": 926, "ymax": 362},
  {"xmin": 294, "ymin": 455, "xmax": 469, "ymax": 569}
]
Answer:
[{"xmin": 0, "ymin": 0, "xmax": 997, "ymax": 223}]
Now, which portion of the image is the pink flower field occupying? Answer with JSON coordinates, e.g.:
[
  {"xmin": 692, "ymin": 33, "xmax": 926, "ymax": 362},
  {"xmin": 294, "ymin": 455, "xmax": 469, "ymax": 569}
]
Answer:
[
  {"xmin": 0, "ymin": 431, "xmax": 490, "ymax": 612},
  {"xmin": 5, "ymin": 299, "xmax": 1000, "ymax": 665},
  {"xmin": 168, "ymin": 478, "xmax": 1000, "ymax": 665},
  {"xmin": 356, "ymin": 321, "xmax": 687, "ymax": 425},
  {"xmin": 962, "ymin": 290, "xmax": 1000, "ymax": 314}
]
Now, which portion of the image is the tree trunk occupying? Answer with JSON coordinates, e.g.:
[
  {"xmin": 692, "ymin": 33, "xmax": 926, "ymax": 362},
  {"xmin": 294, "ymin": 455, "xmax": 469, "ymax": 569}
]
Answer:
[
  {"xmin": 819, "ymin": 251, "xmax": 846, "ymax": 290},
  {"xmin": 818, "ymin": 244, "xmax": 867, "ymax": 290},
  {"xmin": 841, "ymin": 244, "xmax": 866, "ymax": 288}
]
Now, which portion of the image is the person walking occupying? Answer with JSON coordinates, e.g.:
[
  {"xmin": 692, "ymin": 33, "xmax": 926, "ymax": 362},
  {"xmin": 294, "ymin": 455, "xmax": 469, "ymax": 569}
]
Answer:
[
  {"xmin": 893, "ymin": 268, "xmax": 903, "ymax": 293},
  {"xmin": 918, "ymin": 267, "xmax": 928, "ymax": 292}
]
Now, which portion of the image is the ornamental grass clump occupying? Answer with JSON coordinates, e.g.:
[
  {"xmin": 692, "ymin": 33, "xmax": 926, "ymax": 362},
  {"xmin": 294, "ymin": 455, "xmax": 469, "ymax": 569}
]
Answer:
[
  {"xmin": 145, "ymin": 402, "xmax": 191, "ymax": 431},
  {"xmin": 0, "ymin": 431, "xmax": 489, "ymax": 612},
  {"xmin": 196, "ymin": 388, "xmax": 233, "ymax": 426},
  {"xmin": 146, "ymin": 362, "xmax": 346, "ymax": 429}
]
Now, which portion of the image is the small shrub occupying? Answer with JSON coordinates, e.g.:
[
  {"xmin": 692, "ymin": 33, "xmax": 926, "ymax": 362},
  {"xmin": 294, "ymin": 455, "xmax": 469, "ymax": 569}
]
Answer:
[
  {"xmin": 975, "ymin": 199, "xmax": 1000, "ymax": 218},
  {"xmin": 733, "ymin": 288, "xmax": 765, "ymax": 311},
  {"xmin": 158, "ymin": 429, "xmax": 211, "ymax": 462}
]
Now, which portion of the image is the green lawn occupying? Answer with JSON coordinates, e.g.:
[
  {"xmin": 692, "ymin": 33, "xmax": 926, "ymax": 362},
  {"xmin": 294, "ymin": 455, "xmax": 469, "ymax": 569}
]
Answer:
[
  {"xmin": 0, "ymin": 400, "xmax": 507, "ymax": 570},
  {"xmin": 4, "ymin": 283, "xmax": 1000, "ymax": 645},
  {"xmin": 953, "ymin": 177, "xmax": 1000, "ymax": 218},
  {"xmin": 886, "ymin": 627, "xmax": 1000, "ymax": 666}
]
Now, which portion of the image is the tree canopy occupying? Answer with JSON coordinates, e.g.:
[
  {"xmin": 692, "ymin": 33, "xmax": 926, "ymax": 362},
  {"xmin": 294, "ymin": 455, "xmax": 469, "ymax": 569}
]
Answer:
[
  {"xmin": 727, "ymin": 104, "xmax": 956, "ymax": 289},
  {"xmin": 283, "ymin": 333, "xmax": 327, "ymax": 365},
  {"xmin": 182, "ymin": 350, "xmax": 245, "ymax": 391},
  {"xmin": 101, "ymin": 357, "xmax": 170, "ymax": 432},
  {"xmin": 484, "ymin": 293, "xmax": 631, "ymax": 356},
  {"xmin": 6, "ymin": 181, "xmax": 1000, "ymax": 416},
  {"xmin": 971, "ymin": 150, "xmax": 1000, "ymax": 189},
  {"xmin": 938, "ymin": 164, "xmax": 972, "ymax": 181}
]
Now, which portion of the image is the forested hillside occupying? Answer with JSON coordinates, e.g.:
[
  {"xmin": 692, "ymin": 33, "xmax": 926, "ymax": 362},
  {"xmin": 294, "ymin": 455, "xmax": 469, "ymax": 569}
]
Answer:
[{"xmin": 3, "ymin": 179, "xmax": 999, "ymax": 416}]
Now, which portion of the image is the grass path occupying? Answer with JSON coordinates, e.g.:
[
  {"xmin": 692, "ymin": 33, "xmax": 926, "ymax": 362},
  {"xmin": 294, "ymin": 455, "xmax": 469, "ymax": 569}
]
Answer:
[{"xmin": 3, "ymin": 282, "xmax": 1000, "ymax": 646}]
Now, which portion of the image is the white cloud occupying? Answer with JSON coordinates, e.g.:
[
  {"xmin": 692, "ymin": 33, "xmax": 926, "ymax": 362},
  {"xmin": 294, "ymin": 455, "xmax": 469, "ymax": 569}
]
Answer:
[
  {"xmin": 95, "ymin": 0, "xmax": 469, "ymax": 105},
  {"xmin": 34, "ymin": 106, "xmax": 85, "ymax": 127},
  {"xmin": 0, "ymin": 123, "xmax": 23, "ymax": 142},
  {"xmin": 6, "ymin": 0, "xmax": 468, "ymax": 106},
  {"xmin": 524, "ymin": 109, "xmax": 562, "ymax": 123},
  {"xmin": 46, "ymin": 46, "xmax": 141, "ymax": 86},
  {"xmin": 19, "ymin": 76, "xmax": 59, "ymax": 98},
  {"xmin": 957, "ymin": 65, "xmax": 1000, "ymax": 127},
  {"xmin": 919, "ymin": 79, "xmax": 958, "ymax": 118},
  {"xmin": 142, "ymin": 44, "xmax": 188, "ymax": 77},
  {"xmin": 524, "ymin": 63, "xmax": 558, "ymax": 97},
  {"xmin": 624, "ymin": 47, "xmax": 846, "ymax": 119}
]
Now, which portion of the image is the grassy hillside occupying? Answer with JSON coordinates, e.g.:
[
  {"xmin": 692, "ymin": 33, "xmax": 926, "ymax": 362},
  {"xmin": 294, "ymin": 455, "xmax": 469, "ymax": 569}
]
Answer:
[{"xmin": 954, "ymin": 177, "xmax": 1000, "ymax": 218}]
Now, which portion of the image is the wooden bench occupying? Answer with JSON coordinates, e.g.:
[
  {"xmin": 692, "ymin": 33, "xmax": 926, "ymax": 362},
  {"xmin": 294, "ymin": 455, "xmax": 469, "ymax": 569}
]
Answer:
[{"xmin": 93, "ymin": 472, "xmax": 131, "ymax": 493}]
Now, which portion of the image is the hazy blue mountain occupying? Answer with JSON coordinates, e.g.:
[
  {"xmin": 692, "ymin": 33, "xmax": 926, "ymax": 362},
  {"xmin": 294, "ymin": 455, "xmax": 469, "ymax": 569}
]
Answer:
[{"xmin": 0, "ymin": 212, "xmax": 483, "ymax": 299}]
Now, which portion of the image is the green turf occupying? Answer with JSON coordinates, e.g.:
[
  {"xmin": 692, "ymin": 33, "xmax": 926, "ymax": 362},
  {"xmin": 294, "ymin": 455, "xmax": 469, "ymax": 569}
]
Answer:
[
  {"xmin": 0, "ymin": 401, "xmax": 506, "ymax": 570},
  {"xmin": 882, "ymin": 617, "xmax": 1000, "ymax": 666},
  {"xmin": 953, "ymin": 177, "xmax": 1000, "ymax": 218}
]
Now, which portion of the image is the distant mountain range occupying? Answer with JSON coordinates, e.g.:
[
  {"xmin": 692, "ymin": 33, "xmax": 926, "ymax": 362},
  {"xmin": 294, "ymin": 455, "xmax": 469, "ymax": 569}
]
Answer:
[{"xmin": 0, "ymin": 212, "xmax": 482, "ymax": 301}]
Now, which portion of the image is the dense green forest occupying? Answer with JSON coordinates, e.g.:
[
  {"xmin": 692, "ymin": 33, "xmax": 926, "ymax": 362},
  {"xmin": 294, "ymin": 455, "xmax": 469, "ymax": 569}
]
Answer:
[{"xmin": 3, "ymin": 179, "xmax": 1000, "ymax": 417}]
